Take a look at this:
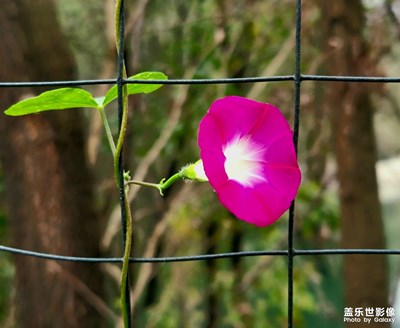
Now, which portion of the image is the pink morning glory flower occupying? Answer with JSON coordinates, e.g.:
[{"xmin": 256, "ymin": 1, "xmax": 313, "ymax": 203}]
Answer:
[{"xmin": 197, "ymin": 96, "xmax": 301, "ymax": 227}]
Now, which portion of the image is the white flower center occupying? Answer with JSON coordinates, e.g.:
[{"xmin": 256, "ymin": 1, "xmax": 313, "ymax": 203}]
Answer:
[{"xmin": 223, "ymin": 135, "xmax": 266, "ymax": 187}]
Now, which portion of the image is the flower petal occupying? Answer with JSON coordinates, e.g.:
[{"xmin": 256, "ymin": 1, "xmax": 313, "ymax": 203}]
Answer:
[
  {"xmin": 261, "ymin": 133, "xmax": 299, "ymax": 167},
  {"xmin": 216, "ymin": 181, "xmax": 292, "ymax": 227},
  {"xmin": 206, "ymin": 96, "xmax": 265, "ymax": 143},
  {"xmin": 249, "ymin": 103, "xmax": 294, "ymax": 147},
  {"xmin": 198, "ymin": 111, "xmax": 224, "ymax": 152},
  {"xmin": 200, "ymin": 149, "xmax": 228, "ymax": 190},
  {"xmin": 261, "ymin": 164, "xmax": 301, "ymax": 199}
]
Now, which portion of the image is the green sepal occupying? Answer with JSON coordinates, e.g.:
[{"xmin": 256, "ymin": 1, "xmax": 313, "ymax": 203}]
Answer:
[{"xmin": 179, "ymin": 160, "xmax": 208, "ymax": 182}]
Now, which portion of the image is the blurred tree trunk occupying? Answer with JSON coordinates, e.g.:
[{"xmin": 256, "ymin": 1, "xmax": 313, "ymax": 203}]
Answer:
[
  {"xmin": 317, "ymin": 1, "xmax": 389, "ymax": 326},
  {"xmin": 0, "ymin": 1, "xmax": 106, "ymax": 327}
]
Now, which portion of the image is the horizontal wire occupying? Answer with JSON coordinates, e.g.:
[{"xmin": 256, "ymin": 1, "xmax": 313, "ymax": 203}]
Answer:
[
  {"xmin": 0, "ymin": 245, "xmax": 121, "ymax": 263},
  {"xmin": 132, "ymin": 250, "xmax": 288, "ymax": 263},
  {"xmin": 1, "ymin": 244, "xmax": 399, "ymax": 263},
  {"xmin": 2, "ymin": 74, "xmax": 400, "ymax": 88},
  {"xmin": 295, "ymin": 249, "xmax": 400, "ymax": 256},
  {"xmin": 0, "ymin": 79, "xmax": 117, "ymax": 88},
  {"xmin": 0, "ymin": 76, "xmax": 292, "ymax": 88},
  {"xmin": 301, "ymin": 74, "xmax": 400, "ymax": 83}
]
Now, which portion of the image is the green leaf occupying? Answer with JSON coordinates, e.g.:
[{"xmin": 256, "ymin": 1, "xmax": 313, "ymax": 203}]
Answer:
[
  {"xmin": 102, "ymin": 71, "xmax": 167, "ymax": 107},
  {"xmin": 4, "ymin": 88, "xmax": 99, "ymax": 116}
]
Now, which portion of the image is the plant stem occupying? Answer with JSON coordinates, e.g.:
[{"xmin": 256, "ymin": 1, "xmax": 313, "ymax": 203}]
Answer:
[
  {"xmin": 115, "ymin": 1, "xmax": 132, "ymax": 327},
  {"xmin": 126, "ymin": 180, "xmax": 162, "ymax": 191},
  {"xmin": 120, "ymin": 190, "xmax": 132, "ymax": 327},
  {"xmin": 125, "ymin": 171, "xmax": 183, "ymax": 196},
  {"xmin": 99, "ymin": 107, "xmax": 116, "ymax": 156},
  {"xmin": 159, "ymin": 172, "xmax": 183, "ymax": 193}
]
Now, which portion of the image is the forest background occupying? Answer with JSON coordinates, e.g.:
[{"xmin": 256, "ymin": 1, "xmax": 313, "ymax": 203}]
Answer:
[{"xmin": 1, "ymin": 0, "xmax": 400, "ymax": 327}]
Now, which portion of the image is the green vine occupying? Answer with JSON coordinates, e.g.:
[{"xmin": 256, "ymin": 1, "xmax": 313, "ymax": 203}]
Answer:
[{"xmin": 114, "ymin": 1, "xmax": 132, "ymax": 326}]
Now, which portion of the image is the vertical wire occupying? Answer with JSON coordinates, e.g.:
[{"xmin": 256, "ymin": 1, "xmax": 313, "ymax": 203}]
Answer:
[
  {"xmin": 288, "ymin": 0, "xmax": 302, "ymax": 327},
  {"xmin": 116, "ymin": 0, "xmax": 132, "ymax": 326}
]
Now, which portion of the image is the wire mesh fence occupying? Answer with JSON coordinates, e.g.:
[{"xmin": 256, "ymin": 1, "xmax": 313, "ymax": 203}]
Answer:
[{"xmin": 0, "ymin": 0, "xmax": 399, "ymax": 327}]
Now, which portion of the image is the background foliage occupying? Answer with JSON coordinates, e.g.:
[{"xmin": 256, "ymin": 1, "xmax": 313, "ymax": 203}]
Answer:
[{"xmin": 1, "ymin": 0, "xmax": 400, "ymax": 327}]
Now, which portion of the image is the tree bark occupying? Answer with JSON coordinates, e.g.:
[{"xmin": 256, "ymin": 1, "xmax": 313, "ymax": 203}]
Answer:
[
  {"xmin": 317, "ymin": 1, "xmax": 389, "ymax": 326},
  {"xmin": 0, "ymin": 1, "xmax": 106, "ymax": 327}
]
